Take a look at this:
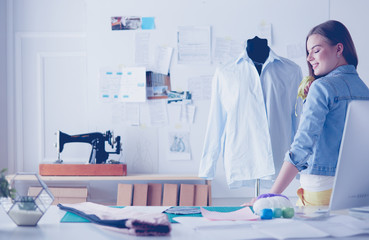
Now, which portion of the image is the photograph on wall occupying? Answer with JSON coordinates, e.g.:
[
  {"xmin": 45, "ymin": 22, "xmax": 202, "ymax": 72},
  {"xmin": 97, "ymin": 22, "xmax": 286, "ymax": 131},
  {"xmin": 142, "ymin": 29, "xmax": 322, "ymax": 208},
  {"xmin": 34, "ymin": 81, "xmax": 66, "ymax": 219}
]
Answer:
[
  {"xmin": 111, "ymin": 16, "xmax": 142, "ymax": 30},
  {"xmin": 146, "ymin": 71, "xmax": 171, "ymax": 99}
]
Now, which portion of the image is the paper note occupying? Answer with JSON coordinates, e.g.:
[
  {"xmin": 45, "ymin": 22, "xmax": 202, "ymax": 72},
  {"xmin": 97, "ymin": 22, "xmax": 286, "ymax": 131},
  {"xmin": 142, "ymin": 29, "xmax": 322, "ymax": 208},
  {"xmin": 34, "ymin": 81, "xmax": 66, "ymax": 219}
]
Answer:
[
  {"xmin": 177, "ymin": 26, "xmax": 211, "ymax": 64},
  {"xmin": 148, "ymin": 99, "xmax": 168, "ymax": 126},
  {"xmin": 187, "ymin": 75, "xmax": 212, "ymax": 100},
  {"xmin": 141, "ymin": 17, "xmax": 155, "ymax": 30},
  {"xmin": 200, "ymin": 207, "xmax": 259, "ymax": 221},
  {"xmin": 112, "ymin": 102, "xmax": 140, "ymax": 125},
  {"xmin": 135, "ymin": 32, "xmax": 151, "ymax": 68},
  {"xmin": 214, "ymin": 37, "xmax": 243, "ymax": 64},
  {"xmin": 286, "ymin": 43, "xmax": 305, "ymax": 59},
  {"xmin": 152, "ymin": 46, "xmax": 173, "ymax": 75},
  {"xmin": 258, "ymin": 22, "xmax": 272, "ymax": 44},
  {"xmin": 99, "ymin": 69, "xmax": 121, "ymax": 102},
  {"xmin": 180, "ymin": 104, "xmax": 196, "ymax": 123},
  {"xmin": 119, "ymin": 67, "xmax": 147, "ymax": 102}
]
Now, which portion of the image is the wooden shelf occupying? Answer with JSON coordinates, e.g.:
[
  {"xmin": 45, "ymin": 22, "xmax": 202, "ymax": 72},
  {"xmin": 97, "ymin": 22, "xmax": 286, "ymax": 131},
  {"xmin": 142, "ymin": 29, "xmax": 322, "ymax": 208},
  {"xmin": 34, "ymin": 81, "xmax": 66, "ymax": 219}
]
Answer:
[
  {"xmin": 7, "ymin": 174, "xmax": 210, "ymax": 182},
  {"xmin": 7, "ymin": 174, "xmax": 212, "ymax": 206}
]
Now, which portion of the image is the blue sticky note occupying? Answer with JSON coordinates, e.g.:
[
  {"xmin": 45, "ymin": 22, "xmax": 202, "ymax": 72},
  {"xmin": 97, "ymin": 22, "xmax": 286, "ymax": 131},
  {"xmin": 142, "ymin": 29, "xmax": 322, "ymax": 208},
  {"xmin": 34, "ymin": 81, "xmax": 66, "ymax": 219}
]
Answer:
[{"xmin": 141, "ymin": 17, "xmax": 155, "ymax": 30}]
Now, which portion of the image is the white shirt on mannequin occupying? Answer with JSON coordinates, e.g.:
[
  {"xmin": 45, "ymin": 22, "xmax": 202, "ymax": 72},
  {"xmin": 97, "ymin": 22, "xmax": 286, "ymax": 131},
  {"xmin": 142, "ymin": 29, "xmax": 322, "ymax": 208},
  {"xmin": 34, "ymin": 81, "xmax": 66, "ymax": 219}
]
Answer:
[{"xmin": 199, "ymin": 49, "xmax": 302, "ymax": 189}]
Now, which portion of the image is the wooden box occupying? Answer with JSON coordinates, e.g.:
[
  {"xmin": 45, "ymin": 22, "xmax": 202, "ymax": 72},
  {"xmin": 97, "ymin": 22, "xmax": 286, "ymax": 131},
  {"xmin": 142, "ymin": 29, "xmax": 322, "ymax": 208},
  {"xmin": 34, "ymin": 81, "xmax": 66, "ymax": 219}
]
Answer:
[
  {"xmin": 29, "ymin": 187, "xmax": 88, "ymax": 205},
  {"xmin": 39, "ymin": 163, "xmax": 127, "ymax": 176}
]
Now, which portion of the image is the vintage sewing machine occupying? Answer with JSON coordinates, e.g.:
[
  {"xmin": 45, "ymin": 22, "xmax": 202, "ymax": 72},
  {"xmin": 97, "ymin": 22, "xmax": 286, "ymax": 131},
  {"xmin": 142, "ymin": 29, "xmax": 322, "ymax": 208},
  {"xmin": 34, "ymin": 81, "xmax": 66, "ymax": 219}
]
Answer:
[
  {"xmin": 39, "ymin": 130, "xmax": 127, "ymax": 176},
  {"xmin": 55, "ymin": 130, "xmax": 122, "ymax": 164}
]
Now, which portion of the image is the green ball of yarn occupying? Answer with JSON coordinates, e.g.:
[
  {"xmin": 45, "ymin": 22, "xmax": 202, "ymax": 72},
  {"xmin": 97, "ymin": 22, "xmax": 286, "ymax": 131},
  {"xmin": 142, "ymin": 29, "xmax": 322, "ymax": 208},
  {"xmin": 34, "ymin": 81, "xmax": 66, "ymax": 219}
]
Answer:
[{"xmin": 282, "ymin": 207, "xmax": 294, "ymax": 218}]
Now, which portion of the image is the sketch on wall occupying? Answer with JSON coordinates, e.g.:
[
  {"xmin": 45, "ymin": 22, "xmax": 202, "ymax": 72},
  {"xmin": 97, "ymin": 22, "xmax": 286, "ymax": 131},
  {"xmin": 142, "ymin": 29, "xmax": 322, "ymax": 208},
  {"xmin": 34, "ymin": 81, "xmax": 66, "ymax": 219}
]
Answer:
[{"xmin": 167, "ymin": 131, "xmax": 191, "ymax": 161}]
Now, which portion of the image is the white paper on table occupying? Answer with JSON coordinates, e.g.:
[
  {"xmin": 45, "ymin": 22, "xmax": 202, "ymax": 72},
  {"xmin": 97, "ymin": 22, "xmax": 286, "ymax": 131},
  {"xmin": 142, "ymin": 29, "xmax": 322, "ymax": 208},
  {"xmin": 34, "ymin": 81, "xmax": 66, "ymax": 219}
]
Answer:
[
  {"xmin": 304, "ymin": 214, "xmax": 369, "ymax": 238},
  {"xmin": 200, "ymin": 207, "xmax": 259, "ymax": 221},
  {"xmin": 194, "ymin": 223, "xmax": 273, "ymax": 240},
  {"xmin": 252, "ymin": 219, "xmax": 330, "ymax": 239},
  {"xmin": 173, "ymin": 216, "xmax": 253, "ymax": 230}
]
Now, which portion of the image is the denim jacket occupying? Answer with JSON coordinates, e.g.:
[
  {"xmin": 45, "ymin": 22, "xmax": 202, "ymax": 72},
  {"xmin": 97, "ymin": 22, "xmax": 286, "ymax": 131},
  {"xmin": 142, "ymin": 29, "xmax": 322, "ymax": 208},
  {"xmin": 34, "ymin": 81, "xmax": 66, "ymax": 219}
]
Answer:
[{"xmin": 285, "ymin": 65, "xmax": 369, "ymax": 176}]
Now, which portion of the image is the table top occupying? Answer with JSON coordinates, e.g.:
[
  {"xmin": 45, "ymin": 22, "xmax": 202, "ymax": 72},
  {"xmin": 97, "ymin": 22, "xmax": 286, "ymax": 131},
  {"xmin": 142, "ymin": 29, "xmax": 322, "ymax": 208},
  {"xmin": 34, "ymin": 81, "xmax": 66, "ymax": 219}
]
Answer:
[{"xmin": 1, "ymin": 206, "xmax": 368, "ymax": 240}]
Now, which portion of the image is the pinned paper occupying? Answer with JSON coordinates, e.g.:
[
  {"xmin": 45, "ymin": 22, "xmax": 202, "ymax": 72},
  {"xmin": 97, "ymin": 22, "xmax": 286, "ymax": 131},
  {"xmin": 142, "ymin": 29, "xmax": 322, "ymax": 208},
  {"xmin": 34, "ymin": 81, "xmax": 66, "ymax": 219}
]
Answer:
[
  {"xmin": 258, "ymin": 21, "xmax": 272, "ymax": 44},
  {"xmin": 141, "ymin": 17, "xmax": 156, "ymax": 30}
]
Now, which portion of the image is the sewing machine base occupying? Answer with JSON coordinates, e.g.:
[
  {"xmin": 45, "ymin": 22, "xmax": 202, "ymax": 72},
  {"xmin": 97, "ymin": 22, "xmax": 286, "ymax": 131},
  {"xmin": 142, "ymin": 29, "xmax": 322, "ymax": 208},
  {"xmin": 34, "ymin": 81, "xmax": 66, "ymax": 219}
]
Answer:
[{"xmin": 39, "ymin": 164, "xmax": 127, "ymax": 176}]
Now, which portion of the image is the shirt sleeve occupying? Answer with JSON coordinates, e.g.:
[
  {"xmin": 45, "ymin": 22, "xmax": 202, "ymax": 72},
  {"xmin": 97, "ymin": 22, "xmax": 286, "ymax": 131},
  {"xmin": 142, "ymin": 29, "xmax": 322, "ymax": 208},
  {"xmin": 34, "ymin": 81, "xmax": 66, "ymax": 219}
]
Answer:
[
  {"xmin": 285, "ymin": 80, "xmax": 332, "ymax": 171},
  {"xmin": 198, "ymin": 68, "xmax": 227, "ymax": 179},
  {"xmin": 291, "ymin": 67, "xmax": 303, "ymax": 141}
]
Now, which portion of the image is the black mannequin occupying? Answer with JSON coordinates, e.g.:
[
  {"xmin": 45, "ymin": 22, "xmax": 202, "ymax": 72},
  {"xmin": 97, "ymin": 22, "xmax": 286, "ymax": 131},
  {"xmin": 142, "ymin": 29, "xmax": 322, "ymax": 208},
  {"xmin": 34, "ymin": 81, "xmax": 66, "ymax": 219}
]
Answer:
[{"xmin": 246, "ymin": 36, "xmax": 270, "ymax": 75}]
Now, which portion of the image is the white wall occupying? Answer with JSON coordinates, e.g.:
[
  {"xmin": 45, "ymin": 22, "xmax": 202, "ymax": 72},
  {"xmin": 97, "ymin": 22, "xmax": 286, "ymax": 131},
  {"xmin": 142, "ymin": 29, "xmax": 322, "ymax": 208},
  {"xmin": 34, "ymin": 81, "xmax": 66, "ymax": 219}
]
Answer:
[
  {"xmin": 0, "ymin": 0, "xmax": 8, "ymax": 171},
  {"xmin": 330, "ymin": 0, "xmax": 369, "ymax": 86},
  {"xmin": 4, "ymin": 0, "xmax": 369, "ymax": 202}
]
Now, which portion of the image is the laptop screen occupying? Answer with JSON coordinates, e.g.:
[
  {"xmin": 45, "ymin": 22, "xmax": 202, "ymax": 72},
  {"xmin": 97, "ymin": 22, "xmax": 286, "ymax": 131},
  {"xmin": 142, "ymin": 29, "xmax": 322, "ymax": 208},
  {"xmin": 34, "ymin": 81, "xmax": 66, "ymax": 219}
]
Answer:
[{"xmin": 329, "ymin": 100, "xmax": 369, "ymax": 211}]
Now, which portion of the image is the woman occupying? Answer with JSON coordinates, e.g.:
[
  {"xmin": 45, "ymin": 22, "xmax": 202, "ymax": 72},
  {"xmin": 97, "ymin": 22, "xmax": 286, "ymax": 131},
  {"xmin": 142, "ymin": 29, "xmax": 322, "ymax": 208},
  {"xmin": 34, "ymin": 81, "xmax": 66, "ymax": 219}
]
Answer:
[{"xmin": 246, "ymin": 20, "xmax": 369, "ymax": 206}]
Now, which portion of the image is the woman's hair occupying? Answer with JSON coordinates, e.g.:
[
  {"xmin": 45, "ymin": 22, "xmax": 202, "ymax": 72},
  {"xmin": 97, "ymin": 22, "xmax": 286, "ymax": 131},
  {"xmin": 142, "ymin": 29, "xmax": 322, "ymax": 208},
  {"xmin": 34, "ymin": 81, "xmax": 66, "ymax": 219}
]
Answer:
[{"xmin": 306, "ymin": 20, "xmax": 358, "ymax": 77}]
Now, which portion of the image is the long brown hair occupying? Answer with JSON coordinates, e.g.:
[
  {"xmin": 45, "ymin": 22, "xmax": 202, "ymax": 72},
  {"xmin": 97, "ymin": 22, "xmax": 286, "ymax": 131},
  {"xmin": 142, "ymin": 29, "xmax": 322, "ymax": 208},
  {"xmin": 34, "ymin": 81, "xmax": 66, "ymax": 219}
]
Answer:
[{"xmin": 306, "ymin": 20, "xmax": 358, "ymax": 78}]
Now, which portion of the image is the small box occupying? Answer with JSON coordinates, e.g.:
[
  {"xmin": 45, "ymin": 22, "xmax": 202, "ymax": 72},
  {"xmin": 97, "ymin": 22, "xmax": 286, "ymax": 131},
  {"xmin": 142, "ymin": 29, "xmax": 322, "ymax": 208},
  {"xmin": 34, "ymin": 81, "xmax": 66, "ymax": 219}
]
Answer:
[{"xmin": 29, "ymin": 187, "xmax": 88, "ymax": 205}]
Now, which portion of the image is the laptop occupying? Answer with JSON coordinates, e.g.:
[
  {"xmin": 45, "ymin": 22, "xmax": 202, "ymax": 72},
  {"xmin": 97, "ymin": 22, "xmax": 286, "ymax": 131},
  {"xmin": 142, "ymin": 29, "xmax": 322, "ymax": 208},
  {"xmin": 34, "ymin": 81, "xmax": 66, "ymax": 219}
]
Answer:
[
  {"xmin": 329, "ymin": 100, "xmax": 369, "ymax": 211},
  {"xmin": 295, "ymin": 100, "xmax": 369, "ymax": 219}
]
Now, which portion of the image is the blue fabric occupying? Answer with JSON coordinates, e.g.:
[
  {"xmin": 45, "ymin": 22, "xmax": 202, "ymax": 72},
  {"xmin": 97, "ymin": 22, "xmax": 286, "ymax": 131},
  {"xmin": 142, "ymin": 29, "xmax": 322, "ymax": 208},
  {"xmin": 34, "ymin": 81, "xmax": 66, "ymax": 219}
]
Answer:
[
  {"xmin": 199, "ymin": 49, "xmax": 302, "ymax": 188},
  {"xmin": 285, "ymin": 65, "xmax": 369, "ymax": 176},
  {"xmin": 58, "ymin": 204, "xmax": 128, "ymax": 228}
]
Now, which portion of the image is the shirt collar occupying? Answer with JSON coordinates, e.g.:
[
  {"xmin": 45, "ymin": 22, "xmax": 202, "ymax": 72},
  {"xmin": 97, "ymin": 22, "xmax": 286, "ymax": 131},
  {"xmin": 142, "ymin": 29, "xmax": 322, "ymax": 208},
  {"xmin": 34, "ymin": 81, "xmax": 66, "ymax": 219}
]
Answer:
[{"xmin": 235, "ymin": 48, "xmax": 282, "ymax": 65}]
